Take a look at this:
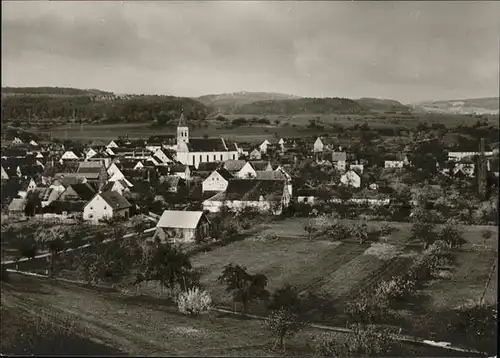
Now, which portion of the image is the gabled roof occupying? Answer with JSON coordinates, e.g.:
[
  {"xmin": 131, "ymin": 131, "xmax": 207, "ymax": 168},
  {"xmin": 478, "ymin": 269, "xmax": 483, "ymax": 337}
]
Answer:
[
  {"xmin": 9, "ymin": 198, "xmax": 26, "ymax": 212},
  {"xmin": 18, "ymin": 165, "xmax": 44, "ymax": 178},
  {"xmin": 53, "ymin": 173, "xmax": 87, "ymax": 186},
  {"xmin": 223, "ymin": 160, "xmax": 246, "ymax": 172},
  {"xmin": 187, "ymin": 138, "xmax": 228, "ymax": 152},
  {"xmin": 215, "ymin": 168, "xmax": 233, "ymax": 181},
  {"xmin": 77, "ymin": 161, "xmax": 103, "ymax": 173},
  {"xmin": 169, "ymin": 163, "xmax": 188, "ymax": 173},
  {"xmin": 1, "ymin": 148, "xmax": 28, "ymax": 158},
  {"xmin": 157, "ymin": 210, "xmax": 205, "ymax": 229},
  {"xmin": 147, "ymin": 135, "xmax": 176, "ymax": 145},
  {"xmin": 178, "ymin": 112, "xmax": 187, "ymax": 127},
  {"xmin": 206, "ymin": 179, "xmax": 285, "ymax": 202},
  {"xmin": 319, "ymin": 137, "xmax": 336, "ymax": 146},
  {"xmin": 249, "ymin": 161, "xmax": 271, "ymax": 171},
  {"xmin": 67, "ymin": 183, "xmax": 96, "ymax": 201},
  {"xmin": 98, "ymin": 191, "xmax": 132, "ymax": 210}
]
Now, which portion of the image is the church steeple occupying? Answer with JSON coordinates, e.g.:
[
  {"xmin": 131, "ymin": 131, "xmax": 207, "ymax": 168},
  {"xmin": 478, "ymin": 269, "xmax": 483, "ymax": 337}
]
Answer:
[{"xmin": 177, "ymin": 110, "xmax": 189, "ymax": 148}]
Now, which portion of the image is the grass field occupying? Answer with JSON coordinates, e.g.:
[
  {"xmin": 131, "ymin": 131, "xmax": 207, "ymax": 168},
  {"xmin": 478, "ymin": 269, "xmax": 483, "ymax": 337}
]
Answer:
[{"xmin": 1, "ymin": 274, "xmax": 484, "ymax": 357}]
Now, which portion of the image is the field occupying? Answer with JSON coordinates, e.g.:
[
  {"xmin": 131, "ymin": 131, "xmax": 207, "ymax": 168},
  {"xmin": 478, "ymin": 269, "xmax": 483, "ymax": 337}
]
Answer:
[
  {"xmin": 1, "ymin": 274, "xmax": 483, "ymax": 357},
  {"xmin": 191, "ymin": 218, "xmax": 498, "ymax": 342},
  {"xmin": 34, "ymin": 110, "xmax": 497, "ymax": 143}
]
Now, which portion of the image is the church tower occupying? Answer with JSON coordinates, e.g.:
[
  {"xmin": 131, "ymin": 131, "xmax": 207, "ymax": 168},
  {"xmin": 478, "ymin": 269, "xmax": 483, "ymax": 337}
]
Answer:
[{"xmin": 177, "ymin": 111, "xmax": 189, "ymax": 147}]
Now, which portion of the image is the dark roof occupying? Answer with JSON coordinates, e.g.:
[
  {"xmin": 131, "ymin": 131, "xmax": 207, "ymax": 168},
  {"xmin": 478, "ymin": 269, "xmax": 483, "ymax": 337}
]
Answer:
[
  {"xmin": 255, "ymin": 170, "xmax": 286, "ymax": 180},
  {"xmin": 223, "ymin": 160, "xmax": 246, "ymax": 172},
  {"xmin": 207, "ymin": 179, "xmax": 285, "ymax": 202},
  {"xmin": 1, "ymin": 148, "xmax": 28, "ymax": 158},
  {"xmin": 99, "ymin": 191, "xmax": 132, "ymax": 210},
  {"xmin": 68, "ymin": 183, "xmax": 96, "ymax": 201},
  {"xmin": 117, "ymin": 160, "xmax": 140, "ymax": 170},
  {"xmin": 249, "ymin": 161, "xmax": 271, "ymax": 171},
  {"xmin": 216, "ymin": 168, "xmax": 233, "ymax": 181},
  {"xmin": 187, "ymin": 138, "xmax": 228, "ymax": 152},
  {"xmin": 331, "ymin": 152, "xmax": 347, "ymax": 162},
  {"xmin": 44, "ymin": 200, "xmax": 86, "ymax": 213},
  {"xmin": 18, "ymin": 165, "xmax": 44, "ymax": 177},
  {"xmin": 147, "ymin": 135, "xmax": 176, "ymax": 145},
  {"xmin": 297, "ymin": 188, "xmax": 318, "ymax": 197},
  {"xmin": 197, "ymin": 161, "xmax": 222, "ymax": 172},
  {"xmin": 169, "ymin": 163, "xmax": 188, "ymax": 173}
]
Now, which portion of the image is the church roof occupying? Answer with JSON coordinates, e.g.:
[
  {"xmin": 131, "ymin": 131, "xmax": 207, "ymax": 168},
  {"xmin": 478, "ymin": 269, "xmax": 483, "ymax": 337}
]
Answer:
[{"xmin": 187, "ymin": 138, "xmax": 228, "ymax": 152}]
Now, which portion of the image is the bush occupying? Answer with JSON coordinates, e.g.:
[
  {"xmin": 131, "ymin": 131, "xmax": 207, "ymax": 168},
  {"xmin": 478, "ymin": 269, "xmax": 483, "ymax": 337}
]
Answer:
[
  {"xmin": 265, "ymin": 308, "xmax": 305, "ymax": 352},
  {"xmin": 310, "ymin": 333, "xmax": 343, "ymax": 357},
  {"xmin": 375, "ymin": 276, "xmax": 416, "ymax": 302},
  {"xmin": 177, "ymin": 287, "xmax": 212, "ymax": 316}
]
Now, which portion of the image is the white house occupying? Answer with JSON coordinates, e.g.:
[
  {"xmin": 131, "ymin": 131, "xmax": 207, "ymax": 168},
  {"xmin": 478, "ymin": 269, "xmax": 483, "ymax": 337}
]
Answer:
[
  {"xmin": 384, "ymin": 160, "xmax": 405, "ymax": 169},
  {"xmin": 249, "ymin": 148, "xmax": 262, "ymax": 160},
  {"xmin": 107, "ymin": 163, "xmax": 125, "ymax": 179},
  {"xmin": 29, "ymin": 140, "xmax": 39, "ymax": 147},
  {"xmin": 278, "ymin": 138, "xmax": 286, "ymax": 151},
  {"xmin": 60, "ymin": 150, "xmax": 81, "ymax": 161},
  {"xmin": 340, "ymin": 169, "xmax": 362, "ymax": 188},
  {"xmin": 237, "ymin": 162, "xmax": 257, "ymax": 178},
  {"xmin": 203, "ymin": 179, "xmax": 291, "ymax": 215},
  {"xmin": 259, "ymin": 139, "xmax": 271, "ymax": 154},
  {"xmin": 155, "ymin": 210, "xmax": 210, "ymax": 243},
  {"xmin": 18, "ymin": 178, "xmax": 38, "ymax": 198},
  {"xmin": 202, "ymin": 168, "xmax": 233, "ymax": 193},
  {"xmin": 152, "ymin": 149, "xmax": 174, "ymax": 165},
  {"xmin": 83, "ymin": 191, "xmax": 132, "ymax": 222},
  {"xmin": 313, "ymin": 137, "xmax": 336, "ymax": 153},
  {"xmin": 1, "ymin": 166, "xmax": 9, "ymax": 180},
  {"xmin": 101, "ymin": 179, "xmax": 130, "ymax": 195},
  {"xmin": 106, "ymin": 140, "xmax": 119, "ymax": 148},
  {"xmin": 453, "ymin": 160, "xmax": 475, "ymax": 177},
  {"xmin": 12, "ymin": 137, "xmax": 23, "ymax": 145},
  {"xmin": 448, "ymin": 151, "xmax": 493, "ymax": 162},
  {"xmin": 85, "ymin": 147, "xmax": 98, "ymax": 160}
]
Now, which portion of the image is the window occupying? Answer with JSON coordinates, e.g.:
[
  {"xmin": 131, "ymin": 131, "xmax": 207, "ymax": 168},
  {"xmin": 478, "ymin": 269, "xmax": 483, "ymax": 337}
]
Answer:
[
  {"xmin": 192, "ymin": 155, "xmax": 195, "ymax": 166},
  {"xmin": 220, "ymin": 154, "xmax": 223, "ymax": 161},
  {"xmin": 104, "ymin": 205, "xmax": 107, "ymax": 210}
]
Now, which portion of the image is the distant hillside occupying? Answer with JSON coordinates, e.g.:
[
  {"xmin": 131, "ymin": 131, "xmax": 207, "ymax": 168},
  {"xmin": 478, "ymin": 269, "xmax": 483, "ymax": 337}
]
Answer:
[
  {"xmin": 232, "ymin": 97, "xmax": 367, "ymax": 115},
  {"xmin": 2, "ymin": 86, "xmax": 115, "ymax": 98},
  {"xmin": 355, "ymin": 98, "xmax": 411, "ymax": 113},
  {"xmin": 414, "ymin": 97, "xmax": 499, "ymax": 115},
  {"xmin": 2, "ymin": 126, "xmax": 41, "ymax": 142},
  {"xmin": 1, "ymin": 87, "xmax": 211, "ymax": 123},
  {"xmin": 195, "ymin": 91, "xmax": 301, "ymax": 114}
]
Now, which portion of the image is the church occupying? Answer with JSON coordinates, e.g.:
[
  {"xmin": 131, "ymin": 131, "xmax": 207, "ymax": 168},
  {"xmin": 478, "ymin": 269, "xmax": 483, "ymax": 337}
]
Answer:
[{"xmin": 175, "ymin": 113, "xmax": 240, "ymax": 169}]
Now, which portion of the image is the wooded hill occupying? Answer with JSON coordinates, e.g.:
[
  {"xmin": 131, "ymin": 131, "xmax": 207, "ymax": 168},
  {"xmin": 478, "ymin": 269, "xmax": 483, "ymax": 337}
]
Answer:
[{"xmin": 1, "ymin": 87, "xmax": 210, "ymax": 123}]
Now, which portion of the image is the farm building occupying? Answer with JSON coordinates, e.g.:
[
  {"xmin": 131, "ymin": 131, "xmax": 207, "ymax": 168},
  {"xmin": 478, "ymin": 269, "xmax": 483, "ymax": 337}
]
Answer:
[
  {"xmin": 83, "ymin": 191, "xmax": 132, "ymax": 222},
  {"xmin": 203, "ymin": 179, "xmax": 290, "ymax": 215},
  {"xmin": 155, "ymin": 210, "xmax": 210, "ymax": 243},
  {"xmin": 202, "ymin": 168, "xmax": 233, "ymax": 193}
]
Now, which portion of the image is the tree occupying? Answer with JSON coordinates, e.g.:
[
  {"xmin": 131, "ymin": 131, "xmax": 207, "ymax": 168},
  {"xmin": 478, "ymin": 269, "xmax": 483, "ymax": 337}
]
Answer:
[
  {"xmin": 437, "ymin": 220, "xmax": 466, "ymax": 249},
  {"xmin": 35, "ymin": 226, "xmax": 68, "ymax": 278},
  {"xmin": 266, "ymin": 307, "xmax": 305, "ymax": 352},
  {"xmin": 350, "ymin": 220, "xmax": 369, "ymax": 245},
  {"xmin": 177, "ymin": 287, "xmax": 212, "ymax": 316},
  {"xmin": 268, "ymin": 284, "xmax": 302, "ymax": 314},
  {"xmin": 303, "ymin": 223, "xmax": 318, "ymax": 241},
  {"xmin": 410, "ymin": 220, "xmax": 436, "ymax": 249},
  {"xmin": 218, "ymin": 263, "xmax": 269, "ymax": 313}
]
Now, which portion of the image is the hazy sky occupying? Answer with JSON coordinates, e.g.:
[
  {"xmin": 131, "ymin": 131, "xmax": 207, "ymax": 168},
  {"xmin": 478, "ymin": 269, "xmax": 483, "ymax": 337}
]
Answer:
[{"xmin": 2, "ymin": 1, "xmax": 499, "ymax": 103}]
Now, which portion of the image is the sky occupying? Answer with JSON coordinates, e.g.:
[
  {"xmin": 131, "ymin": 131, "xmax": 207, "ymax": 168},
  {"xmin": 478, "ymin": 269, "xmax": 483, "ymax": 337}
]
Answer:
[{"xmin": 2, "ymin": 1, "xmax": 499, "ymax": 103}]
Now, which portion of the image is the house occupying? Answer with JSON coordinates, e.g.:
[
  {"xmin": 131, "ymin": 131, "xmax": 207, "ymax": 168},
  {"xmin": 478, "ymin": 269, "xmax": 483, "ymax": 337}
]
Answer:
[
  {"xmin": 296, "ymin": 188, "xmax": 318, "ymax": 205},
  {"xmin": 58, "ymin": 183, "xmax": 96, "ymax": 202},
  {"xmin": 259, "ymin": 139, "xmax": 271, "ymax": 154},
  {"xmin": 313, "ymin": 137, "xmax": 336, "ymax": 153},
  {"xmin": 384, "ymin": 160, "xmax": 405, "ymax": 169},
  {"xmin": 155, "ymin": 210, "xmax": 210, "ymax": 243},
  {"xmin": 151, "ymin": 148, "xmax": 175, "ymax": 165},
  {"xmin": 101, "ymin": 179, "xmax": 130, "ymax": 196},
  {"xmin": 168, "ymin": 163, "xmax": 191, "ymax": 180},
  {"xmin": 17, "ymin": 178, "xmax": 38, "ymax": 198},
  {"xmin": 237, "ymin": 162, "xmax": 257, "ymax": 179},
  {"xmin": 331, "ymin": 152, "xmax": 347, "ymax": 172},
  {"xmin": 146, "ymin": 135, "xmax": 177, "ymax": 152},
  {"xmin": 278, "ymin": 138, "xmax": 286, "ymax": 151},
  {"xmin": 29, "ymin": 140, "xmax": 39, "ymax": 147},
  {"xmin": 106, "ymin": 140, "xmax": 120, "ymax": 148},
  {"xmin": 175, "ymin": 113, "xmax": 239, "ymax": 168},
  {"xmin": 8, "ymin": 198, "xmax": 26, "ymax": 216},
  {"xmin": 349, "ymin": 163, "xmax": 364, "ymax": 174},
  {"xmin": 195, "ymin": 162, "xmax": 222, "ymax": 179},
  {"xmin": 60, "ymin": 149, "xmax": 83, "ymax": 162},
  {"xmin": 1, "ymin": 165, "xmax": 10, "ymax": 180},
  {"xmin": 12, "ymin": 137, "xmax": 24, "ymax": 145},
  {"xmin": 222, "ymin": 160, "xmax": 247, "ymax": 174},
  {"xmin": 452, "ymin": 158, "xmax": 475, "ymax": 177},
  {"xmin": 448, "ymin": 151, "xmax": 493, "ymax": 162},
  {"xmin": 86, "ymin": 151, "xmax": 112, "ymax": 168},
  {"xmin": 83, "ymin": 191, "xmax": 132, "ymax": 222},
  {"xmin": 203, "ymin": 179, "xmax": 291, "ymax": 215},
  {"xmin": 76, "ymin": 161, "xmax": 108, "ymax": 185},
  {"xmin": 107, "ymin": 163, "xmax": 126, "ymax": 180},
  {"xmin": 85, "ymin": 147, "xmax": 98, "ymax": 160},
  {"xmin": 256, "ymin": 170, "xmax": 293, "ymax": 196},
  {"xmin": 156, "ymin": 175, "xmax": 186, "ymax": 195},
  {"xmin": 249, "ymin": 161, "xmax": 273, "ymax": 171},
  {"xmin": 340, "ymin": 169, "xmax": 362, "ymax": 188},
  {"xmin": 202, "ymin": 168, "xmax": 233, "ymax": 193},
  {"xmin": 249, "ymin": 148, "xmax": 262, "ymax": 160},
  {"xmin": 1, "ymin": 148, "xmax": 28, "ymax": 159}
]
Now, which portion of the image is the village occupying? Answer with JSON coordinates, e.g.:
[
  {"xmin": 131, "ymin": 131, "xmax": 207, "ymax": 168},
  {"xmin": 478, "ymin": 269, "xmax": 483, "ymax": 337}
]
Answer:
[{"xmin": 2, "ymin": 112, "xmax": 498, "ymax": 228}]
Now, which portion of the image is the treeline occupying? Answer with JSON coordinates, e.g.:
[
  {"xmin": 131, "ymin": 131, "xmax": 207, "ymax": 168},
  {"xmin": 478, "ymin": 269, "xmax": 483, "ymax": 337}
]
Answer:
[
  {"xmin": 233, "ymin": 97, "xmax": 368, "ymax": 115},
  {"xmin": 1, "ymin": 94, "xmax": 211, "ymax": 124},
  {"xmin": 1, "ymin": 87, "xmax": 113, "ymax": 96}
]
